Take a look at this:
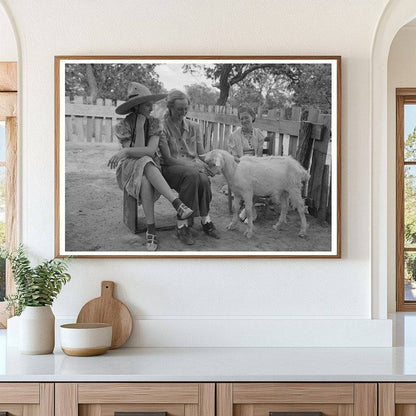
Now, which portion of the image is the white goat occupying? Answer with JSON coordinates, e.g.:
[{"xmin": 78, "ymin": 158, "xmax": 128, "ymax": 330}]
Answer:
[{"xmin": 203, "ymin": 149, "xmax": 310, "ymax": 238}]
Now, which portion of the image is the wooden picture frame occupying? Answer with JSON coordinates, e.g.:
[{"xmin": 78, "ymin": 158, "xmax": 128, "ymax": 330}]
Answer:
[{"xmin": 55, "ymin": 56, "xmax": 341, "ymax": 258}]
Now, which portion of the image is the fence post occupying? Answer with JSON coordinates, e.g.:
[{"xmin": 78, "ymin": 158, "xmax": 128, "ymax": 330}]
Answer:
[
  {"xmin": 212, "ymin": 106, "xmax": 220, "ymax": 149},
  {"xmin": 73, "ymin": 96, "xmax": 85, "ymax": 141},
  {"xmin": 318, "ymin": 164, "xmax": 330, "ymax": 222},
  {"xmin": 65, "ymin": 96, "xmax": 72, "ymax": 142},
  {"xmin": 289, "ymin": 106, "xmax": 301, "ymax": 157},
  {"xmin": 218, "ymin": 106, "xmax": 225, "ymax": 149},
  {"xmin": 86, "ymin": 115, "xmax": 94, "ymax": 143},
  {"xmin": 103, "ymin": 99, "xmax": 113, "ymax": 142},
  {"xmin": 277, "ymin": 108, "xmax": 285, "ymax": 155},
  {"xmin": 223, "ymin": 106, "xmax": 232, "ymax": 150},
  {"xmin": 94, "ymin": 98, "xmax": 104, "ymax": 143},
  {"xmin": 296, "ymin": 107, "xmax": 320, "ymax": 169},
  {"xmin": 307, "ymin": 114, "xmax": 331, "ymax": 218},
  {"xmin": 266, "ymin": 109, "xmax": 278, "ymax": 155},
  {"xmin": 204, "ymin": 105, "xmax": 214, "ymax": 151}
]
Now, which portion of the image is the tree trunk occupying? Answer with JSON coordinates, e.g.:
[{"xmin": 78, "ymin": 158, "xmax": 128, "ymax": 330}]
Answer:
[
  {"xmin": 216, "ymin": 65, "xmax": 232, "ymax": 106},
  {"xmin": 86, "ymin": 64, "xmax": 98, "ymax": 104}
]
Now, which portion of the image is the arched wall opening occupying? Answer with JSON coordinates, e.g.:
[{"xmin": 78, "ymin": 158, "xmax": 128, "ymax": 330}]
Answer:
[
  {"xmin": 371, "ymin": 0, "xmax": 416, "ymax": 319},
  {"xmin": 387, "ymin": 18, "xmax": 416, "ymax": 313},
  {"xmin": 0, "ymin": 1, "xmax": 18, "ymax": 61}
]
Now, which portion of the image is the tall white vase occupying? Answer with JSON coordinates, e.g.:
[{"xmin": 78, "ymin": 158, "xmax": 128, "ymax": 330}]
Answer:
[{"xmin": 19, "ymin": 306, "xmax": 55, "ymax": 354}]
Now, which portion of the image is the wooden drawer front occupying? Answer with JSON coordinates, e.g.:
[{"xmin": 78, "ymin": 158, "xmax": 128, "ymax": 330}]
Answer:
[
  {"xmin": 233, "ymin": 384, "xmax": 354, "ymax": 404},
  {"xmin": 0, "ymin": 383, "xmax": 39, "ymax": 403},
  {"xmin": 78, "ymin": 383, "xmax": 200, "ymax": 404},
  {"xmin": 218, "ymin": 383, "xmax": 376, "ymax": 416},
  {"xmin": 394, "ymin": 384, "xmax": 416, "ymax": 404},
  {"xmin": 57, "ymin": 383, "xmax": 215, "ymax": 416}
]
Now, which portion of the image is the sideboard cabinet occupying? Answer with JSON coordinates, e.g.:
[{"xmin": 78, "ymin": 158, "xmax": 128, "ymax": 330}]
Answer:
[{"xmin": 0, "ymin": 382, "xmax": 407, "ymax": 416}]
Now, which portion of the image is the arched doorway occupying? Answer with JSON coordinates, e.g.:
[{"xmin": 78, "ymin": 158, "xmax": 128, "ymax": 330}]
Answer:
[{"xmin": 371, "ymin": 0, "xmax": 416, "ymax": 319}]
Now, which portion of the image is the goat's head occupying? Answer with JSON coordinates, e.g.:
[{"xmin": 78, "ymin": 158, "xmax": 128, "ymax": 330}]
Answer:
[{"xmin": 200, "ymin": 149, "xmax": 225, "ymax": 176}]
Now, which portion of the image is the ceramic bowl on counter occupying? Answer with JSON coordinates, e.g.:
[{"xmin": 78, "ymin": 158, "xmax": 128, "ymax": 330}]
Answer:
[{"xmin": 60, "ymin": 323, "xmax": 112, "ymax": 356}]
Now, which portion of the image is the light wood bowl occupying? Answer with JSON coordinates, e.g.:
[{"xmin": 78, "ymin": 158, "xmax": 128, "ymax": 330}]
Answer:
[{"xmin": 60, "ymin": 323, "xmax": 112, "ymax": 357}]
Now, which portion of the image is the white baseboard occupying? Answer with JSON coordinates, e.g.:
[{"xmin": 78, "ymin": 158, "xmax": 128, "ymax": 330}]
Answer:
[{"xmin": 56, "ymin": 317, "xmax": 392, "ymax": 347}]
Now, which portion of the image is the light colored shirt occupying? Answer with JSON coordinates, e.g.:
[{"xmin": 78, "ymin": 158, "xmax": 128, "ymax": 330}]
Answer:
[
  {"xmin": 160, "ymin": 113, "xmax": 204, "ymax": 162},
  {"xmin": 227, "ymin": 127, "xmax": 265, "ymax": 157}
]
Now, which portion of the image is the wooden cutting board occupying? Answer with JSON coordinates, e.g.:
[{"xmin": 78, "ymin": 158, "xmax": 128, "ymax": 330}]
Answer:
[{"xmin": 76, "ymin": 281, "xmax": 133, "ymax": 349}]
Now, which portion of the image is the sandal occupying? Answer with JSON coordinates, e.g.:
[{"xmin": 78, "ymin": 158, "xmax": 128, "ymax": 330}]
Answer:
[
  {"xmin": 146, "ymin": 232, "xmax": 159, "ymax": 251},
  {"xmin": 176, "ymin": 203, "xmax": 193, "ymax": 220}
]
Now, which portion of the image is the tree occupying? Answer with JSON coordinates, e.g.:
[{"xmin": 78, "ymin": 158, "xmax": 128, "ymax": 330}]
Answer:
[
  {"xmin": 405, "ymin": 126, "xmax": 416, "ymax": 161},
  {"xmin": 404, "ymin": 128, "xmax": 416, "ymax": 282},
  {"xmin": 65, "ymin": 63, "xmax": 166, "ymax": 103},
  {"xmin": 182, "ymin": 63, "xmax": 332, "ymax": 112},
  {"xmin": 183, "ymin": 64, "xmax": 276, "ymax": 106},
  {"xmin": 228, "ymin": 71, "xmax": 293, "ymax": 110},
  {"xmin": 185, "ymin": 83, "xmax": 219, "ymax": 106}
]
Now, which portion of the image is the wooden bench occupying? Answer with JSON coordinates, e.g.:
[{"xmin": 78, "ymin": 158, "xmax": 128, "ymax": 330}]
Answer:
[{"xmin": 123, "ymin": 189, "xmax": 176, "ymax": 234}]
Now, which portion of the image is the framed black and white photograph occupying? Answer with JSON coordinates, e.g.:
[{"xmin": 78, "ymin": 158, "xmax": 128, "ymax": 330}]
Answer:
[{"xmin": 55, "ymin": 56, "xmax": 341, "ymax": 258}]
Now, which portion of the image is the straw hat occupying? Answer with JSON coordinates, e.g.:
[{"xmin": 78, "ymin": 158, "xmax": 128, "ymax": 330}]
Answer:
[{"xmin": 115, "ymin": 82, "xmax": 167, "ymax": 115}]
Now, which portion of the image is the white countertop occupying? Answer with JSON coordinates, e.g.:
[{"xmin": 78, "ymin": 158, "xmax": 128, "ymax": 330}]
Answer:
[
  {"xmin": 1, "ymin": 330, "xmax": 416, "ymax": 382},
  {"xmin": 3, "ymin": 313, "xmax": 416, "ymax": 382}
]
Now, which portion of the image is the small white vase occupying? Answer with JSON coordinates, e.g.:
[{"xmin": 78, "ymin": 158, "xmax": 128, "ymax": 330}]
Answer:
[{"xmin": 19, "ymin": 305, "xmax": 55, "ymax": 354}]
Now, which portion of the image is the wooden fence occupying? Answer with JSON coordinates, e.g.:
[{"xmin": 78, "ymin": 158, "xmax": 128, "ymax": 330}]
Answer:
[
  {"xmin": 65, "ymin": 96, "xmax": 332, "ymax": 222},
  {"xmin": 64, "ymin": 96, "xmax": 124, "ymax": 143},
  {"xmin": 187, "ymin": 104, "xmax": 332, "ymax": 222}
]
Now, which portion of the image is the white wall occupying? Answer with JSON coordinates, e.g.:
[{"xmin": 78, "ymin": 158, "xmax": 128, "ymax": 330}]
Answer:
[
  {"xmin": 0, "ymin": 0, "xmax": 394, "ymax": 346},
  {"xmin": 0, "ymin": 3, "xmax": 17, "ymax": 61},
  {"xmin": 387, "ymin": 25, "xmax": 416, "ymax": 312}
]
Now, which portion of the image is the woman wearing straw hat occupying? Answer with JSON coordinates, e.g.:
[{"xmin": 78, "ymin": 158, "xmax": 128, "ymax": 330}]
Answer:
[{"xmin": 108, "ymin": 82, "xmax": 193, "ymax": 251}]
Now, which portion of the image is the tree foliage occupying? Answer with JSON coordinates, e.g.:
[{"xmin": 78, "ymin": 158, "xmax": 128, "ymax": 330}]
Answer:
[
  {"xmin": 184, "ymin": 83, "xmax": 219, "ymax": 106},
  {"xmin": 183, "ymin": 63, "xmax": 332, "ymax": 112},
  {"xmin": 405, "ymin": 126, "xmax": 416, "ymax": 161},
  {"xmin": 404, "ymin": 127, "xmax": 416, "ymax": 281},
  {"xmin": 65, "ymin": 64, "xmax": 166, "ymax": 103},
  {"xmin": 405, "ymin": 128, "xmax": 416, "ymax": 249}
]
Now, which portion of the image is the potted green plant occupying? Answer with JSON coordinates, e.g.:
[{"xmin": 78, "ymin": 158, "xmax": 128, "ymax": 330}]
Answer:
[{"xmin": 1, "ymin": 245, "xmax": 71, "ymax": 354}]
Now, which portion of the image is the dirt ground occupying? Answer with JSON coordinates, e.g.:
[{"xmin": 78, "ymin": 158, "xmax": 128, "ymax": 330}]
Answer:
[{"xmin": 65, "ymin": 142, "xmax": 331, "ymax": 253}]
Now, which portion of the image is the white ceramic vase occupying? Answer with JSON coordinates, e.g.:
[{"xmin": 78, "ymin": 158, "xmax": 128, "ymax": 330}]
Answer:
[{"xmin": 19, "ymin": 305, "xmax": 55, "ymax": 354}]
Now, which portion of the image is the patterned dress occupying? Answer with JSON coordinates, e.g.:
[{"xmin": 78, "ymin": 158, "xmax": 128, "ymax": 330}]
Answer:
[{"xmin": 114, "ymin": 114, "xmax": 162, "ymax": 203}]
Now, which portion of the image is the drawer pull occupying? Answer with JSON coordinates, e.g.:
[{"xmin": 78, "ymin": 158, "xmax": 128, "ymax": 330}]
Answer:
[
  {"xmin": 115, "ymin": 412, "xmax": 167, "ymax": 416},
  {"xmin": 270, "ymin": 413, "xmax": 324, "ymax": 416}
]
